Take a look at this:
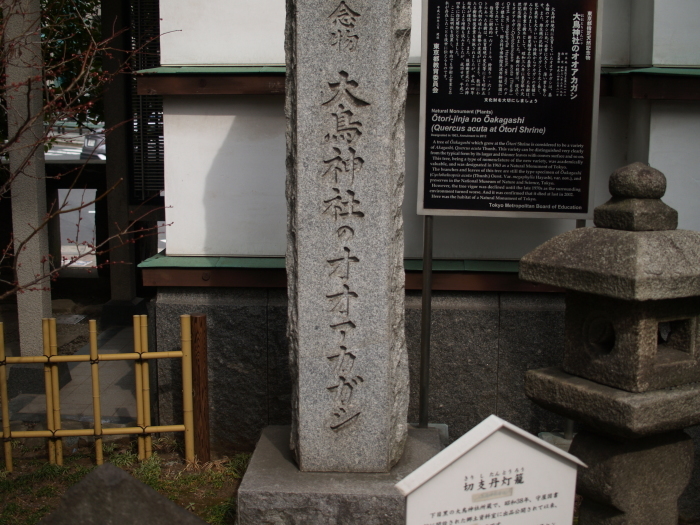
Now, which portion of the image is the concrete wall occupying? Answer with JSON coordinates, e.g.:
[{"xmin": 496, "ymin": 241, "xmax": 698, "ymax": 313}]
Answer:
[
  {"xmin": 152, "ymin": 288, "xmax": 567, "ymax": 452},
  {"xmin": 165, "ymin": 95, "xmax": 696, "ymax": 259}
]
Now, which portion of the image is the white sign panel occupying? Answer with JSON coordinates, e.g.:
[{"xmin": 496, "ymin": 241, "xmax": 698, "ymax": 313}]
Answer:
[{"xmin": 396, "ymin": 416, "xmax": 585, "ymax": 525}]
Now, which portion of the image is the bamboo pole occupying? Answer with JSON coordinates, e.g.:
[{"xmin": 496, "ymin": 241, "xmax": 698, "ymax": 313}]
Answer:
[
  {"xmin": 102, "ymin": 425, "xmax": 186, "ymax": 435},
  {"xmin": 4, "ymin": 351, "xmax": 183, "ymax": 363},
  {"xmin": 89, "ymin": 321, "xmax": 103, "ymax": 465},
  {"xmin": 0, "ymin": 322, "xmax": 13, "ymax": 472},
  {"xmin": 49, "ymin": 318, "xmax": 63, "ymax": 465},
  {"xmin": 0, "ymin": 315, "xmax": 195, "ymax": 471},
  {"xmin": 9, "ymin": 424, "xmax": 186, "ymax": 439},
  {"xmin": 133, "ymin": 316, "xmax": 145, "ymax": 460},
  {"xmin": 140, "ymin": 315, "xmax": 152, "ymax": 459},
  {"xmin": 191, "ymin": 314, "xmax": 210, "ymax": 462},
  {"xmin": 181, "ymin": 315, "xmax": 195, "ymax": 462},
  {"xmin": 42, "ymin": 319, "xmax": 56, "ymax": 465}
]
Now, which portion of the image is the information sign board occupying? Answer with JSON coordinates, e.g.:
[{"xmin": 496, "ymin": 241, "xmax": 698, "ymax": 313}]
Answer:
[
  {"xmin": 396, "ymin": 415, "xmax": 586, "ymax": 525},
  {"xmin": 418, "ymin": 0, "xmax": 602, "ymax": 218}
]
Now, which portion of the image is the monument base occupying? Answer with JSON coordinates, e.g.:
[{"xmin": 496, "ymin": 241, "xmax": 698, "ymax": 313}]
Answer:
[{"xmin": 237, "ymin": 425, "xmax": 442, "ymax": 525}]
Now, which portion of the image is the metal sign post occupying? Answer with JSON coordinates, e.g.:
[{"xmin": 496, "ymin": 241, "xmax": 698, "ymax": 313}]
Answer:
[{"xmin": 419, "ymin": 215, "xmax": 434, "ymax": 428}]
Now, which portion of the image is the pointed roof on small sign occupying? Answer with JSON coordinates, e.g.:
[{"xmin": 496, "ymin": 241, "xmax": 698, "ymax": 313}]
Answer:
[{"xmin": 396, "ymin": 415, "xmax": 586, "ymax": 525}]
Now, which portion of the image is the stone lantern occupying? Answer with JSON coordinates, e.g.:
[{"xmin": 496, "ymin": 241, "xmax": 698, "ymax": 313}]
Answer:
[{"xmin": 521, "ymin": 163, "xmax": 700, "ymax": 525}]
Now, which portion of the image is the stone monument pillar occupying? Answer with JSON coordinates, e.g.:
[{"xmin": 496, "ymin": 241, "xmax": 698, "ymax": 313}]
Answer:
[
  {"xmin": 522, "ymin": 163, "xmax": 700, "ymax": 525},
  {"xmin": 286, "ymin": 0, "xmax": 410, "ymax": 472}
]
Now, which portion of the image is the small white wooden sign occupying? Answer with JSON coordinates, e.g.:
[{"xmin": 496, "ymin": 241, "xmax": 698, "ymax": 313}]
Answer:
[{"xmin": 396, "ymin": 415, "xmax": 586, "ymax": 525}]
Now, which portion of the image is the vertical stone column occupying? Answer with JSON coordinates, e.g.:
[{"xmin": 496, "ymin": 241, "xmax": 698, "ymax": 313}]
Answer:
[
  {"xmin": 4, "ymin": 0, "xmax": 52, "ymax": 356},
  {"xmin": 286, "ymin": 0, "xmax": 411, "ymax": 472}
]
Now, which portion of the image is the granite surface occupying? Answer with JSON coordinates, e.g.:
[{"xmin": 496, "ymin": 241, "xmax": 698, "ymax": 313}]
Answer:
[
  {"xmin": 593, "ymin": 165, "xmax": 677, "ymax": 231},
  {"xmin": 680, "ymin": 425, "xmax": 700, "ymax": 521},
  {"xmin": 286, "ymin": 0, "xmax": 411, "ymax": 472},
  {"xmin": 267, "ymin": 289, "xmax": 293, "ymax": 427},
  {"xmin": 594, "ymin": 197, "xmax": 678, "ymax": 231},
  {"xmin": 571, "ymin": 430, "xmax": 693, "ymax": 525},
  {"xmin": 497, "ymin": 293, "xmax": 566, "ymax": 433},
  {"xmin": 520, "ymin": 228, "xmax": 700, "ymax": 301},
  {"xmin": 608, "ymin": 162, "xmax": 667, "ymax": 200},
  {"xmin": 405, "ymin": 292, "xmax": 499, "ymax": 440},
  {"xmin": 154, "ymin": 288, "xmax": 272, "ymax": 453},
  {"xmin": 525, "ymin": 367, "xmax": 700, "ymax": 438},
  {"xmin": 154, "ymin": 289, "xmax": 572, "ymax": 451},
  {"xmin": 563, "ymin": 292, "xmax": 700, "ymax": 392}
]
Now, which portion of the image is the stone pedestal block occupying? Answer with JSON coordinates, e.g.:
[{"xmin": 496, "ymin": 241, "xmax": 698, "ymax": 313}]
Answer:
[
  {"xmin": 237, "ymin": 425, "xmax": 442, "ymax": 525},
  {"xmin": 571, "ymin": 430, "xmax": 693, "ymax": 525},
  {"xmin": 525, "ymin": 367, "xmax": 700, "ymax": 438},
  {"xmin": 286, "ymin": 0, "xmax": 411, "ymax": 472}
]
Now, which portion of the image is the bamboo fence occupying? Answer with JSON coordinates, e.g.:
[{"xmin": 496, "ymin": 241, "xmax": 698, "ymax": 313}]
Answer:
[{"xmin": 0, "ymin": 314, "xmax": 195, "ymax": 472}]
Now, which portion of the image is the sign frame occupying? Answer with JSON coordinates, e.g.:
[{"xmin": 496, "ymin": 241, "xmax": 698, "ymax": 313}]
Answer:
[
  {"xmin": 396, "ymin": 415, "xmax": 587, "ymax": 525},
  {"xmin": 417, "ymin": 0, "xmax": 604, "ymax": 219}
]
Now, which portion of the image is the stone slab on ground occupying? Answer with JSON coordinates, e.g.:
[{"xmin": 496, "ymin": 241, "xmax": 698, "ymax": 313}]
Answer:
[
  {"xmin": 526, "ymin": 367, "xmax": 700, "ymax": 438},
  {"xmin": 39, "ymin": 463, "xmax": 206, "ymax": 525},
  {"xmin": 237, "ymin": 425, "xmax": 442, "ymax": 525}
]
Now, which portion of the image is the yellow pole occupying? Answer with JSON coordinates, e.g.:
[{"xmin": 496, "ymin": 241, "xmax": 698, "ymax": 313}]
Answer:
[
  {"xmin": 49, "ymin": 318, "xmax": 63, "ymax": 466},
  {"xmin": 181, "ymin": 315, "xmax": 195, "ymax": 462},
  {"xmin": 10, "ymin": 424, "xmax": 186, "ymax": 439},
  {"xmin": 4, "ymin": 352, "xmax": 183, "ymax": 364},
  {"xmin": 140, "ymin": 315, "xmax": 152, "ymax": 459},
  {"xmin": 133, "ymin": 316, "xmax": 145, "ymax": 460},
  {"xmin": 89, "ymin": 321, "xmax": 103, "ymax": 465},
  {"xmin": 42, "ymin": 319, "xmax": 56, "ymax": 465},
  {"xmin": 0, "ymin": 322, "xmax": 13, "ymax": 472}
]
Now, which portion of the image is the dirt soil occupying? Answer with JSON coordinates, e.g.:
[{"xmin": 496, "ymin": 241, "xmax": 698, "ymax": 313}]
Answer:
[{"xmin": 0, "ymin": 438, "xmax": 247, "ymax": 525}]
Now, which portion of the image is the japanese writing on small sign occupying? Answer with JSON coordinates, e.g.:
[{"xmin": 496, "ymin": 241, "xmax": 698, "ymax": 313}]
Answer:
[{"xmin": 396, "ymin": 416, "xmax": 585, "ymax": 525}]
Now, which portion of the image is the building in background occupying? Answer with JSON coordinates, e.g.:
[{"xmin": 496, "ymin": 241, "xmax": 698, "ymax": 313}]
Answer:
[{"xmin": 135, "ymin": 0, "xmax": 700, "ymax": 518}]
